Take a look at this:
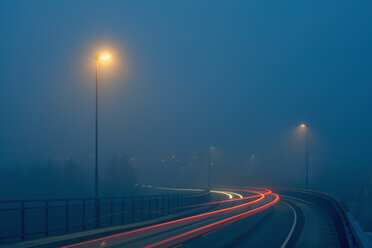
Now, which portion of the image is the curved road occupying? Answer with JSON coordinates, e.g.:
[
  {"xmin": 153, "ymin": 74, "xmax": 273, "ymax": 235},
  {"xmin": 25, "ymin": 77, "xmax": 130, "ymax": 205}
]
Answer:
[{"xmin": 52, "ymin": 188, "xmax": 340, "ymax": 248}]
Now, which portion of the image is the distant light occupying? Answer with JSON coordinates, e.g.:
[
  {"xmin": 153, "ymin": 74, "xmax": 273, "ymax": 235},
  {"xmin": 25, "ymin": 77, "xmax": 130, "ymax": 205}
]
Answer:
[
  {"xmin": 210, "ymin": 146, "xmax": 215, "ymax": 150},
  {"xmin": 300, "ymin": 124, "xmax": 306, "ymax": 128}
]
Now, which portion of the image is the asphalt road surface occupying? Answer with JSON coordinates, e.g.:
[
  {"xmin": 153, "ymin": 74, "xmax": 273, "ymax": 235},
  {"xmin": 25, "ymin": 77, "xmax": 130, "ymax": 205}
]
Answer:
[{"xmin": 56, "ymin": 188, "xmax": 340, "ymax": 248}]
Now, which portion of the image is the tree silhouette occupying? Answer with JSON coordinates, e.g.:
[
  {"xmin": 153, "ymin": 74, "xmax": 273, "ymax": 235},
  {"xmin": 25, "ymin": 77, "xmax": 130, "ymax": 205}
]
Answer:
[{"xmin": 102, "ymin": 153, "xmax": 136, "ymax": 196}]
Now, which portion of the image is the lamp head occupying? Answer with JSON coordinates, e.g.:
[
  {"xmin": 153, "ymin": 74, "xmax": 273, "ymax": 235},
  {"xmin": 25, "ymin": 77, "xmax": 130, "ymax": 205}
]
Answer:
[
  {"xmin": 99, "ymin": 54, "xmax": 111, "ymax": 61},
  {"xmin": 95, "ymin": 53, "xmax": 111, "ymax": 63}
]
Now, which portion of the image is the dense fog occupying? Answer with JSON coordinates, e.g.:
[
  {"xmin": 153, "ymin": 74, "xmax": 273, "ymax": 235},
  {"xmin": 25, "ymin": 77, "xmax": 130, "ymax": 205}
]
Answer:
[{"xmin": 0, "ymin": 0, "xmax": 371, "ymax": 229}]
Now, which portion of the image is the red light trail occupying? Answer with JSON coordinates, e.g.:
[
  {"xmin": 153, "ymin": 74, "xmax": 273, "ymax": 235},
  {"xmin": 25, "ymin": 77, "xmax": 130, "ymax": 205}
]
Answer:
[{"xmin": 60, "ymin": 188, "xmax": 279, "ymax": 248}]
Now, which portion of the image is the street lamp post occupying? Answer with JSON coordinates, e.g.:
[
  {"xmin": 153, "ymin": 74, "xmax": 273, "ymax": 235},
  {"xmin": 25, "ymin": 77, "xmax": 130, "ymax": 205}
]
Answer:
[
  {"xmin": 250, "ymin": 154, "xmax": 256, "ymax": 186},
  {"xmin": 208, "ymin": 146, "xmax": 214, "ymax": 191},
  {"xmin": 300, "ymin": 124, "xmax": 309, "ymax": 189},
  {"xmin": 94, "ymin": 53, "xmax": 111, "ymax": 227},
  {"xmin": 95, "ymin": 58, "xmax": 98, "ymax": 199}
]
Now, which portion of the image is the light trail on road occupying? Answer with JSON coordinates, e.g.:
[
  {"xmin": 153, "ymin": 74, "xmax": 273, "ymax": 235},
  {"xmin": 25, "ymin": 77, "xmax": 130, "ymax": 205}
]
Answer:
[
  {"xmin": 145, "ymin": 192, "xmax": 279, "ymax": 248},
  {"xmin": 210, "ymin": 190, "xmax": 243, "ymax": 199},
  {"xmin": 60, "ymin": 188, "xmax": 279, "ymax": 248}
]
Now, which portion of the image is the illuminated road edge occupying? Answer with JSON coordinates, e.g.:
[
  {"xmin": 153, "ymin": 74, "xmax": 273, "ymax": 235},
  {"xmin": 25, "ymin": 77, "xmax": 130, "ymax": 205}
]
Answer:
[{"xmin": 60, "ymin": 188, "xmax": 280, "ymax": 248}]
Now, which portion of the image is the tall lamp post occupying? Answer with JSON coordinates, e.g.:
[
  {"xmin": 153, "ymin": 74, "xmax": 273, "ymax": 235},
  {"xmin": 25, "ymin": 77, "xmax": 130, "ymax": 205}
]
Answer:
[
  {"xmin": 94, "ymin": 53, "xmax": 111, "ymax": 227},
  {"xmin": 208, "ymin": 146, "xmax": 215, "ymax": 191},
  {"xmin": 300, "ymin": 124, "xmax": 309, "ymax": 189}
]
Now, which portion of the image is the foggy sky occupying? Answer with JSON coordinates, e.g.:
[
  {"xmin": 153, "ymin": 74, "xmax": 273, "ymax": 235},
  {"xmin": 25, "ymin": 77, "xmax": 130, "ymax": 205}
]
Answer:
[{"xmin": 1, "ymin": 1, "xmax": 372, "ymax": 188}]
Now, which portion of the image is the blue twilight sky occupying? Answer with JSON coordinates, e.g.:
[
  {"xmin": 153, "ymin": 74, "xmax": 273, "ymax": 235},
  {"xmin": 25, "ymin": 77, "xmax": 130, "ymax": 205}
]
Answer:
[{"xmin": 0, "ymin": 1, "xmax": 372, "ymax": 186}]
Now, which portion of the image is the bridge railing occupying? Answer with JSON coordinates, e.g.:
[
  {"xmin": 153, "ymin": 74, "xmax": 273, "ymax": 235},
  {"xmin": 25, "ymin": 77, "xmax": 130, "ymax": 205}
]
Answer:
[
  {"xmin": 0, "ymin": 192, "xmax": 209, "ymax": 244},
  {"xmin": 275, "ymin": 188, "xmax": 372, "ymax": 248}
]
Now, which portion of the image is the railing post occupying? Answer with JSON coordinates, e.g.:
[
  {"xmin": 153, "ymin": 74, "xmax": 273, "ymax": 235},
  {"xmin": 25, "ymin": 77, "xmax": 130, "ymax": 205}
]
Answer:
[
  {"xmin": 169, "ymin": 195, "xmax": 172, "ymax": 214},
  {"xmin": 45, "ymin": 200, "xmax": 49, "ymax": 236},
  {"xmin": 168, "ymin": 195, "xmax": 170, "ymax": 214},
  {"xmin": 161, "ymin": 195, "xmax": 165, "ymax": 215},
  {"xmin": 65, "ymin": 200, "xmax": 69, "ymax": 233},
  {"xmin": 140, "ymin": 196, "xmax": 144, "ymax": 221},
  {"xmin": 173, "ymin": 195, "xmax": 175, "ymax": 213},
  {"xmin": 95, "ymin": 198, "xmax": 100, "ymax": 228},
  {"xmin": 176, "ymin": 195, "xmax": 179, "ymax": 212},
  {"xmin": 21, "ymin": 201, "xmax": 25, "ymax": 240},
  {"xmin": 131, "ymin": 197, "xmax": 135, "ymax": 223},
  {"xmin": 122, "ymin": 197, "xmax": 125, "ymax": 224},
  {"xmin": 156, "ymin": 196, "xmax": 159, "ymax": 217},
  {"xmin": 82, "ymin": 199, "xmax": 86, "ymax": 230},
  {"xmin": 148, "ymin": 196, "xmax": 151, "ymax": 219},
  {"xmin": 110, "ymin": 198, "xmax": 114, "ymax": 226},
  {"xmin": 175, "ymin": 195, "xmax": 177, "ymax": 212}
]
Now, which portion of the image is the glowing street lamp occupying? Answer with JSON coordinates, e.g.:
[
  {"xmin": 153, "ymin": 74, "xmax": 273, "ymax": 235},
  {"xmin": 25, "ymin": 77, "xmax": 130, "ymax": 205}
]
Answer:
[
  {"xmin": 300, "ymin": 123, "xmax": 309, "ymax": 189},
  {"xmin": 99, "ymin": 54, "xmax": 111, "ymax": 62},
  {"xmin": 94, "ymin": 52, "xmax": 111, "ymax": 227}
]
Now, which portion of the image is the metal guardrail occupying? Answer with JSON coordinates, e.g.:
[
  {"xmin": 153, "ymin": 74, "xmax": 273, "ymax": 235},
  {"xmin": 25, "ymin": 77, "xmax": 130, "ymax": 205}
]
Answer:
[
  {"xmin": 0, "ymin": 192, "xmax": 209, "ymax": 243},
  {"xmin": 346, "ymin": 212, "xmax": 372, "ymax": 248},
  {"xmin": 275, "ymin": 188, "xmax": 372, "ymax": 248}
]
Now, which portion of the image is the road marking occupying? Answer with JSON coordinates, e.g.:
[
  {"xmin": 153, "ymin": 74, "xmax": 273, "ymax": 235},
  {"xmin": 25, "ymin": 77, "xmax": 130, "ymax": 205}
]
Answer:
[
  {"xmin": 280, "ymin": 201, "xmax": 297, "ymax": 248},
  {"xmin": 172, "ymin": 243, "xmax": 184, "ymax": 248}
]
